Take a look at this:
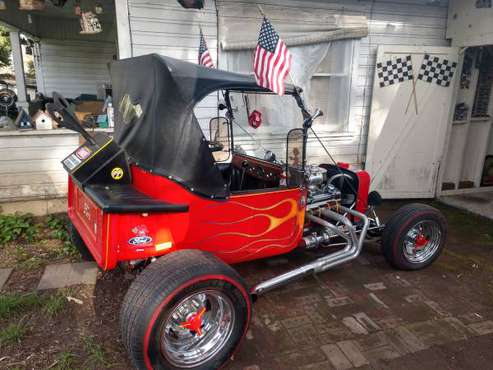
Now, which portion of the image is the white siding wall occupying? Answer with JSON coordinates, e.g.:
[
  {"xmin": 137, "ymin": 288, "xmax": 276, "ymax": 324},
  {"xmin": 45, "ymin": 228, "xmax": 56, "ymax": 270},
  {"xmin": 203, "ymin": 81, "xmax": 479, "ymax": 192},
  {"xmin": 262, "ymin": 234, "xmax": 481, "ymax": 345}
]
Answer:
[
  {"xmin": 126, "ymin": 0, "xmax": 449, "ymax": 168},
  {"xmin": 37, "ymin": 39, "xmax": 116, "ymax": 99},
  {"xmin": 0, "ymin": 131, "xmax": 79, "ymax": 203},
  {"xmin": 127, "ymin": 0, "xmax": 218, "ymax": 129}
]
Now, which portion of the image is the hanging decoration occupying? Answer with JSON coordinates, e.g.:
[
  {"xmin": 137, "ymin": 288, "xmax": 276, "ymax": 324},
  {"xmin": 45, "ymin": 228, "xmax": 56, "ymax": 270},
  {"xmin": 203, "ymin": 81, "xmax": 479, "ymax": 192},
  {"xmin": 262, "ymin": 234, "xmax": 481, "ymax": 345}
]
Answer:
[
  {"xmin": 80, "ymin": 11, "xmax": 103, "ymax": 34},
  {"xmin": 94, "ymin": 2, "xmax": 103, "ymax": 14},
  {"xmin": 19, "ymin": 0, "xmax": 46, "ymax": 10},
  {"xmin": 74, "ymin": 0, "xmax": 81, "ymax": 16},
  {"xmin": 248, "ymin": 110, "xmax": 262, "ymax": 129}
]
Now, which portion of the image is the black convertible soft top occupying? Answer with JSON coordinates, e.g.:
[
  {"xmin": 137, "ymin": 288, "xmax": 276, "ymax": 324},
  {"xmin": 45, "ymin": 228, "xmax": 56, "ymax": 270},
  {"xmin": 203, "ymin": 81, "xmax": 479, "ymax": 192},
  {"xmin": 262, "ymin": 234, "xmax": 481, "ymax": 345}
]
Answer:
[{"xmin": 110, "ymin": 54, "xmax": 297, "ymax": 199}]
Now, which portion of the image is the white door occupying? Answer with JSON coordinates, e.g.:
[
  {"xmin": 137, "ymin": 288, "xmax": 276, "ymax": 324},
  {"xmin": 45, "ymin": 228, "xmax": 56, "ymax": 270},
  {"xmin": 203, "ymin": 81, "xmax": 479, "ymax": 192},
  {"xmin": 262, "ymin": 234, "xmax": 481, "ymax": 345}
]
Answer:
[{"xmin": 366, "ymin": 45, "xmax": 459, "ymax": 198}]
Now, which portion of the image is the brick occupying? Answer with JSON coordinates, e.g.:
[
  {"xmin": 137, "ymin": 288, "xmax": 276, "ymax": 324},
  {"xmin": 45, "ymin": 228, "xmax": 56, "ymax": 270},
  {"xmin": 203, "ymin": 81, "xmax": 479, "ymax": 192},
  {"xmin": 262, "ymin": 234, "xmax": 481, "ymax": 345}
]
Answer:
[
  {"xmin": 392, "ymin": 326, "xmax": 427, "ymax": 354},
  {"xmin": 363, "ymin": 282, "xmax": 387, "ymax": 291},
  {"xmin": 326, "ymin": 296, "xmax": 353, "ymax": 307},
  {"xmin": 321, "ymin": 344, "xmax": 353, "ymax": 370},
  {"xmin": 354, "ymin": 312, "xmax": 381, "ymax": 332},
  {"xmin": 468, "ymin": 321, "xmax": 493, "ymax": 336},
  {"xmin": 342, "ymin": 317, "xmax": 369, "ymax": 335},
  {"xmin": 338, "ymin": 340, "xmax": 369, "ymax": 367}
]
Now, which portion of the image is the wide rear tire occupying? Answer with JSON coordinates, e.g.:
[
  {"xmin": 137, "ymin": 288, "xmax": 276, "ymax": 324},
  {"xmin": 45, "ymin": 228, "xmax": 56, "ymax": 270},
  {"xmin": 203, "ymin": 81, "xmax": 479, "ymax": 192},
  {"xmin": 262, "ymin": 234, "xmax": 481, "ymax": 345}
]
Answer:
[
  {"xmin": 120, "ymin": 249, "xmax": 251, "ymax": 370},
  {"xmin": 382, "ymin": 203, "xmax": 447, "ymax": 270}
]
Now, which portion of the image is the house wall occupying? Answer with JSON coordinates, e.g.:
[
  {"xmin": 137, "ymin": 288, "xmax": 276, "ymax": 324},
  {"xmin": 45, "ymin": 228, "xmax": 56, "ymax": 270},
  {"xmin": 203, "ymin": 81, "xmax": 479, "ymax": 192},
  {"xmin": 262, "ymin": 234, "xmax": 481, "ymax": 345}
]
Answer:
[
  {"xmin": 36, "ymin": 39, "xmax": 116, "ymax": 99},
  {"xmin": 0, "ymin": 130, "xmax": 79, "ymax": 205},
  {"xmin": 446, "ymin": 0, "xmax": 493, "ymax": 47},
  {"xmin": 125, "ymin": 0, "xmax": 450, "ymax": 167}
]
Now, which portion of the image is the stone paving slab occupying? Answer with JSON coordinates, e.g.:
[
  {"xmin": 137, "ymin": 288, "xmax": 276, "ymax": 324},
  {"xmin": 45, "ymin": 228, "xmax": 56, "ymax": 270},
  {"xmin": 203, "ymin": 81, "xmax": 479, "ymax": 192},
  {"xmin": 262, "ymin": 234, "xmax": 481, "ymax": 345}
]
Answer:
[
  {"xmin": 37, "ymin": 262, "xmax": 98, "ymax": 290},
  {"xmin": 0, "ymin": 268, "xmax": 13, "ymax": 290}
]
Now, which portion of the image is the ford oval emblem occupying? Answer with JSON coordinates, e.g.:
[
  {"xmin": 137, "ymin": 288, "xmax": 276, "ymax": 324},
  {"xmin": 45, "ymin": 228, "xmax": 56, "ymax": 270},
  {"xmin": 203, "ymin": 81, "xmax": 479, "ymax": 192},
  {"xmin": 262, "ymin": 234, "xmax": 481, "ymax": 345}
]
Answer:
[{"xmin": 128, "ymin": 236, "xmax": 153, "ymax": 246}]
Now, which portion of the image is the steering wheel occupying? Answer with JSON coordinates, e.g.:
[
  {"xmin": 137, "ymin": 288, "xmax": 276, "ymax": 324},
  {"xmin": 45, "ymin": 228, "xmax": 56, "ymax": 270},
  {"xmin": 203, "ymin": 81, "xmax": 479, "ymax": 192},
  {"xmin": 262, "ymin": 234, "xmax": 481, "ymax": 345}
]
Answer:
[{"xmin": 46, "ymin": 92, "xmax": 96, "ymax": 144}]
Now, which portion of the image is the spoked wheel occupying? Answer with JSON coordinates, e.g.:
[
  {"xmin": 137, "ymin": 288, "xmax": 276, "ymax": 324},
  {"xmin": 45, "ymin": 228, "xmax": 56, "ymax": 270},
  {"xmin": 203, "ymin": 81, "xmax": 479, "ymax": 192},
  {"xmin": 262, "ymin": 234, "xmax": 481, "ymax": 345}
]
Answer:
[
  {"xmin": 382, "ymin": 203, "xmax": 447, "ymax": 270},
  {"xmin": 121, "ymin": 250, "xmax": 251, "ymax": 370}
]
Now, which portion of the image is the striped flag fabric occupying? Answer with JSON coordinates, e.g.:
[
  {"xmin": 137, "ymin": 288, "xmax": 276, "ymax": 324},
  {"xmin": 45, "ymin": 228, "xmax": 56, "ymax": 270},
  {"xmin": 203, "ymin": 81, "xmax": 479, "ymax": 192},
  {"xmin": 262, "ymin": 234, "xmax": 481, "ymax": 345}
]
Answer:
[
  {"xmin": 253, "ymin": 16, "xmax": 292, "ymax": 95},
  {"xmin": 198, "ymin": 28, "xmax": 214, "ymax": 68}
]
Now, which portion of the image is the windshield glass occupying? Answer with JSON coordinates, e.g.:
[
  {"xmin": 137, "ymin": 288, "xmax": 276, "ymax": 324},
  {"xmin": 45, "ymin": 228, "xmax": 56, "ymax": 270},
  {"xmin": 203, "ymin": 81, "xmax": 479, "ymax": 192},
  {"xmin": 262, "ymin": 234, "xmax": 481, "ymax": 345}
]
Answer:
[{"xmin": 228, "ymin": 91, "xmax": 302, "ymax": 162}]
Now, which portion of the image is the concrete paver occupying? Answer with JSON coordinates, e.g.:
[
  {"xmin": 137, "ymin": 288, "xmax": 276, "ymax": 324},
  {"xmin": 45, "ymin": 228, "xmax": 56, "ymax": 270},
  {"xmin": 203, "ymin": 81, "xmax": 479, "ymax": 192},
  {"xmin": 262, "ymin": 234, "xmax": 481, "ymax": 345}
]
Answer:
[
  {"xmin": 37, "ymin": 262, "xmax": 98, "ymax": 290},
  {"xmin": 0, "ymin": 268, "xmax": 12, "ymax": 290}
]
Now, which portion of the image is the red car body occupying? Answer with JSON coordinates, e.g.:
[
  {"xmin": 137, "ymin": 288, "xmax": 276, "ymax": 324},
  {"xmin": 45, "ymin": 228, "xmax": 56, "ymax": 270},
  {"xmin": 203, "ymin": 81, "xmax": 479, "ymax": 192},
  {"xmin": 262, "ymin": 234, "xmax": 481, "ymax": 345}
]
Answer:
[{"xmin": 68, "ymin": 164, "xmax": 370, "ymax": 270}]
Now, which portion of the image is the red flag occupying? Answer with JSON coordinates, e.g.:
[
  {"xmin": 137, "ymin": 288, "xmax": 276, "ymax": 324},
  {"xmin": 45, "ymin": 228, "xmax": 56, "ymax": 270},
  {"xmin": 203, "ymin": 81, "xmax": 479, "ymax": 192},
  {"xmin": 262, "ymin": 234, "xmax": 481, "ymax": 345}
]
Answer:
[
  {"xmin": 253, "ymin": 17, "xmax": 292, "ymax": 95},
  {"xmin": 198, "ymin": 29, "xmax": 214, "ymax": 68}
]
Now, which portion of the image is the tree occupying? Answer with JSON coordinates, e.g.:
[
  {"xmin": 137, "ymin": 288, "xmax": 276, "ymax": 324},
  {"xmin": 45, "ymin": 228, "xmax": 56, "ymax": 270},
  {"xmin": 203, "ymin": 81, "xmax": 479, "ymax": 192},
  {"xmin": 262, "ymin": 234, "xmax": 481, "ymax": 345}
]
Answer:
[{"xmin": 0, "ymin": 26, "xmax": 11, "ymax": 68}]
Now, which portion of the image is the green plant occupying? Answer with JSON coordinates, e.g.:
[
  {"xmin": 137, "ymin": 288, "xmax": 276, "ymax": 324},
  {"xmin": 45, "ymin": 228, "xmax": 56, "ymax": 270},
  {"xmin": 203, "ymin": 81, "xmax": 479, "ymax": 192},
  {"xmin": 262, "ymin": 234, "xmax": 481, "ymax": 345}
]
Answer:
[
  {"xmin": 0, "ymin": 213, "xmax": 37, "ymax": 244},
  {"xmin": 43, "ymin": 292, "xmax": 66, "ymax": 317},
  {"xmin": 0, "ymin": 320, "xmax": 28, "ymax": 346},
  {"xmin": 53, "ymin": 350, "xmax": 76, "ymax": 370},
  {"xmin": 47, "ymin": 215, "xmax": 69, "ymax": 241},
  {"xmin": 83, "ymin": 336, "xmax": 112, "ymax": 368},
  {"xmin": 46, "ymin": 215, "xmax": 79, "ymax": 258},
  {"xmin": 0, "ymin": 292, "xmax": 42, "ymax": 319},
  {"xmin": 0, "ymin": 26, "xmax": 11, "ymax": 68}
]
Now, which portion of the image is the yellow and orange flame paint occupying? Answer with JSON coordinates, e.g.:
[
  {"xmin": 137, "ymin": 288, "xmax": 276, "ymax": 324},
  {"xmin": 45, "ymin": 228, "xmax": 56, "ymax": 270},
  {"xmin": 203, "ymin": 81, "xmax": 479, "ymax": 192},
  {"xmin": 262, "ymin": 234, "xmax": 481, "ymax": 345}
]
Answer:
[{"xmin": 188, "ymin": 188, "xmax": 307, "ymax": 263}]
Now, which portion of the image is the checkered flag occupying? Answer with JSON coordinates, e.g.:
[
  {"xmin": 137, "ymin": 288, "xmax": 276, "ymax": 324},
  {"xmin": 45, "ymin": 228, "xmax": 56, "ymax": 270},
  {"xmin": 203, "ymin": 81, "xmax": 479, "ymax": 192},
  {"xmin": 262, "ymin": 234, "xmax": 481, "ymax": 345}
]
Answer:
[
  {"xmin": 377, "ymin": 55, "xmax": 413, "ymax": 88},
  {"xmin": 417, "ymin": 54, "xmax": 457, "ymax": 87}
]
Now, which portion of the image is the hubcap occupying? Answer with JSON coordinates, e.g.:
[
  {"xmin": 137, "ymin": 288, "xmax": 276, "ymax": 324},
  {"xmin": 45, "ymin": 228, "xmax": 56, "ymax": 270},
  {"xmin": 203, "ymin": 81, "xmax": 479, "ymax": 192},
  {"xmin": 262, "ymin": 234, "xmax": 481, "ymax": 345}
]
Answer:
[
  {"xmin": 403, "ymin": 220, "xmax": 442, "ymax": 264},
  {"xmin": 160, "ymin": 290, "xmax": 235, "ymax": 368}
]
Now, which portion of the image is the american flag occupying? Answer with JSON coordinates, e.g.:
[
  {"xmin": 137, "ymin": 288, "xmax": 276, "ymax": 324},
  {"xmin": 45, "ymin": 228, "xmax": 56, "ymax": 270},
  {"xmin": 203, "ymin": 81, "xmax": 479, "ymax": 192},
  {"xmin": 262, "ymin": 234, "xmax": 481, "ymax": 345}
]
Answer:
[
  {"xmin": 253, "ymin": 17, "xmax": 292, "ymax": 95},
  {"xmin": 198, "ymin": 29, "xmax": 214, "ymax": 68}
]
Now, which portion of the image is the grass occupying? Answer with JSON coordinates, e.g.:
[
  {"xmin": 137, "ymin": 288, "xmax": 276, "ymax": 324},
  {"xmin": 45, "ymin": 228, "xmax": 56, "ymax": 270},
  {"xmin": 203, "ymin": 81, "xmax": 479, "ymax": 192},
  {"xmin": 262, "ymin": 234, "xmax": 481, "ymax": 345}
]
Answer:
[
  {"xmin": 432, "ymin": 201, "xmax": 493, "ymax": 245},
  {"xmin": 83, "ymin": 336, "xmax": 112, "ymax": 368},
  {"xmin": 42, "ymin": 292, "xmax": 67, "ymax": 317},
  {"xmin": 0, "ymin": 291, "xmax": 69, "ymax": 320},
  {"xmin": 52, "ymin": 350, "xmax": 77, "ymax": 370},
  {"xmin": 0, "ymin": 321, "xmax": 28, "ymax": 347},
  {"xmin": 0, "ymin": 292, "xmax": 42, "ymax": 319}
]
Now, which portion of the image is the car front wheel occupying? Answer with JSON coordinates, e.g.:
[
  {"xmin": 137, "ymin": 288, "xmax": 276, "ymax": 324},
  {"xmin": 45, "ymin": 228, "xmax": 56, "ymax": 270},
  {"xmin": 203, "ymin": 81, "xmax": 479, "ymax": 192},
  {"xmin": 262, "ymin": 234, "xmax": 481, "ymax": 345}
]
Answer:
[{"xmin": 382, "ymin": 203, "xmax": 447, "ymax": 270}]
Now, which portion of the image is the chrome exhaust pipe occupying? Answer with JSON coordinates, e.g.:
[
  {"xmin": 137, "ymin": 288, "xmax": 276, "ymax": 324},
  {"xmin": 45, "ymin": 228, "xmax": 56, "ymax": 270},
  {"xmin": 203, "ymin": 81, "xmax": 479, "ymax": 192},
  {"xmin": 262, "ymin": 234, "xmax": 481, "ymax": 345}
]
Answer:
[{"xmin": 251, "ymin": 206, "xmax": 369, "ymax": 296}]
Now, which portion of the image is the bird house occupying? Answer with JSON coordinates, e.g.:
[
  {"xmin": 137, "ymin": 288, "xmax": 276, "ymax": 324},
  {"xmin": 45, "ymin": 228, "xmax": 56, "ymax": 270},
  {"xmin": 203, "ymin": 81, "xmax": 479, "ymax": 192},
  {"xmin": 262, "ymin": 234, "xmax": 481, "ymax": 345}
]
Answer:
[{"xmin": 33, "ymin": 110, "xmax": 54, "ymax": 130}]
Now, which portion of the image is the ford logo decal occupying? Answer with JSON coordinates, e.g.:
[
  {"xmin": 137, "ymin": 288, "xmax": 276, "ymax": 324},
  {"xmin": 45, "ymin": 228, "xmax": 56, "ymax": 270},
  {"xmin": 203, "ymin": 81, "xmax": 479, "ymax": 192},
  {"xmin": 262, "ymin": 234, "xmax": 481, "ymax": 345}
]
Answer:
[{"xmin": 128, "ymin": 236, "xmax": 153, "ymax": 246}]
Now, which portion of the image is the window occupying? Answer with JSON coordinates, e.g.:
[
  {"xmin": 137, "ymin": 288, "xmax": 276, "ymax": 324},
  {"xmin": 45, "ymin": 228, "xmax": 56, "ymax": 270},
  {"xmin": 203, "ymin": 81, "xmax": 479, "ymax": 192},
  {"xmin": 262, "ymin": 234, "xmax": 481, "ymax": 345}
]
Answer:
[
  {"xmin": 308, "ymin": 40, "xmax": 355, "ymax": 132},
  {"xmin": 223, "ymin": 39, "xmax": 355, "ymax": 132}
]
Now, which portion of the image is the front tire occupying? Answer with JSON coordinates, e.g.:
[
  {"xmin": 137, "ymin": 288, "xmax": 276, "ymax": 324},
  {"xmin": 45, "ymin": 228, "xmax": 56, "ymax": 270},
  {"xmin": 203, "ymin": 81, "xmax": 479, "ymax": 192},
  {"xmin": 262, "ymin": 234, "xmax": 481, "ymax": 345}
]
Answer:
[
  {"xmin": 121, "ymin": 250, "xmax": 251, "ymax": 370},
  {"xmin": 382, "ymin": 203, "xmax": 447, "ymax": 270}
]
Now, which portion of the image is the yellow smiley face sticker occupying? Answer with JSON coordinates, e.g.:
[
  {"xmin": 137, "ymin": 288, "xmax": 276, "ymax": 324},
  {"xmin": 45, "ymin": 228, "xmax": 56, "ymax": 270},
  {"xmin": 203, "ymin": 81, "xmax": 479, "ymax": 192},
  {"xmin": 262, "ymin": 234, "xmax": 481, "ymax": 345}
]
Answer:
[{"xmin": 111, "ymin": 167, "xmax": 124, "ymax": 180}]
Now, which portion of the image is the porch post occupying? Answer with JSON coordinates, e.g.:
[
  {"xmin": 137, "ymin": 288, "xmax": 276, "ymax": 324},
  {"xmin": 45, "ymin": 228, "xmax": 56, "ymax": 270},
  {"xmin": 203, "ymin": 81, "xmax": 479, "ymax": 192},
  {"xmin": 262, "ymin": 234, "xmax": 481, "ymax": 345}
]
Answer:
[{"xmin": 10, "ymin": 30, "xmax": 28, "ymax": 109}]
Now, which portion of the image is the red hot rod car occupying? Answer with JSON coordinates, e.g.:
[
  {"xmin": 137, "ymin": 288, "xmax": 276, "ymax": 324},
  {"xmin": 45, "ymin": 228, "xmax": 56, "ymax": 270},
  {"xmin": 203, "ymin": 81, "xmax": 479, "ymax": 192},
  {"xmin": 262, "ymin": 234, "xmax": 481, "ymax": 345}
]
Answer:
[{"xmin": 49, "ymin": 54, "xmax": 447, "ymax": 370}]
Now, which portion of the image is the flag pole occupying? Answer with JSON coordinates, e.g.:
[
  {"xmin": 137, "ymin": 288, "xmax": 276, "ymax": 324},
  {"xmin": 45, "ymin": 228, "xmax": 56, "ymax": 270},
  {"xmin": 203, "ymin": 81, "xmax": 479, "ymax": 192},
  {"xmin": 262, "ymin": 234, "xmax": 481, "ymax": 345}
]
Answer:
[{"xmin": 405, "ymin": 76, "xmax": 419, "ymax": 115}]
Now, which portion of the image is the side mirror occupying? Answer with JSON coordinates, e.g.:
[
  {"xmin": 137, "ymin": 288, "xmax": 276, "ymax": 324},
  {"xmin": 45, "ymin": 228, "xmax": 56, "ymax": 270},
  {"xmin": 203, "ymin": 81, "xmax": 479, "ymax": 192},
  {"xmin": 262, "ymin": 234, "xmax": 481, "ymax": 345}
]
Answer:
[{"xmin": 209, "ymin": 117, "xmax": 231, "ymax": 161}]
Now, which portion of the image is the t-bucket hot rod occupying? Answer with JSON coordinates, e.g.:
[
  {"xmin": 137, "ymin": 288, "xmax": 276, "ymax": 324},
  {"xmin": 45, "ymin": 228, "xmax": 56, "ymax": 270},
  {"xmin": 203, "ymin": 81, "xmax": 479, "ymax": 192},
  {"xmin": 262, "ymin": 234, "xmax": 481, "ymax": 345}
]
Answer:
[{"xmin": 49, "ymin": 54, "xmax": 447, "ymax": 370}]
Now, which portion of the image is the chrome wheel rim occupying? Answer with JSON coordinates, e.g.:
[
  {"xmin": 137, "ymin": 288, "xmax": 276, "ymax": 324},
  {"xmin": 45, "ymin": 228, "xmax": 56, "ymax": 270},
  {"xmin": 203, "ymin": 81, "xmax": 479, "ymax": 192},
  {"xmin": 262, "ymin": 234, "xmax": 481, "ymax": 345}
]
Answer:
[
  {"xmin": 403, "ymin": 220, "xmax": 442, "ymax": 264},
  {"xmin": 160, "ymin": 290, "xmax": 235, "ymax": 368}
]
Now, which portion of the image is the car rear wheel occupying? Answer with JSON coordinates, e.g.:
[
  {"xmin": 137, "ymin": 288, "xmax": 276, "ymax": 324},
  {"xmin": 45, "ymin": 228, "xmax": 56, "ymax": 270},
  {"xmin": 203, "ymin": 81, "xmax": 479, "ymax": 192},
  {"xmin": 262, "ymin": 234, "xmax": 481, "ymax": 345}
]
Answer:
[
  {"xmin": 382, "ymin": 203, "xmax": 447, "ymax": 270},
  {"xmin": 120, "ymin": 250, "xmax": 251, "ymax": 370}
]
